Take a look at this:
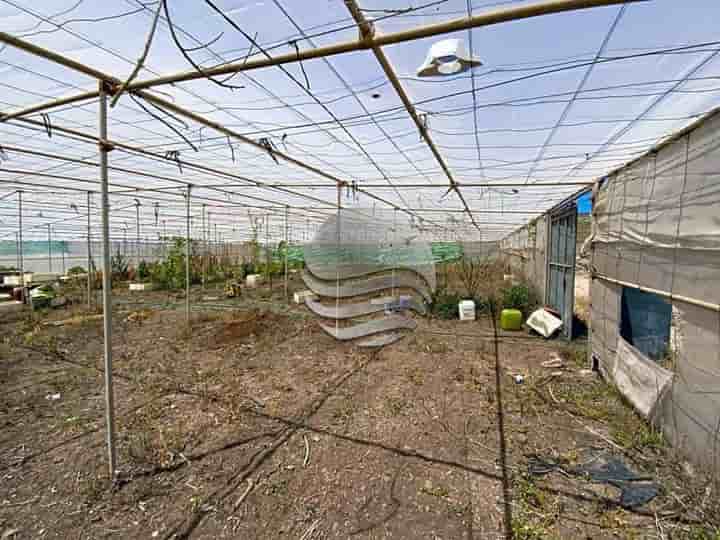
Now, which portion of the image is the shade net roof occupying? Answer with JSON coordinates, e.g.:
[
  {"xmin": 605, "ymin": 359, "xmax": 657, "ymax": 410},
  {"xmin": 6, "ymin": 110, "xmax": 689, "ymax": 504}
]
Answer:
[{"xmin": 1, "ymin": 0, "xmax": 720, "ymax": 243}]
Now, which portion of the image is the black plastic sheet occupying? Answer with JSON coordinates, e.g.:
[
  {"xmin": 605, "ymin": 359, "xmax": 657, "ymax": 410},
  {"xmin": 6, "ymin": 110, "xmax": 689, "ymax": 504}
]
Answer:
[{"xmin": 527, "ymin": 452, "xmax": 660, "ymax": 509}]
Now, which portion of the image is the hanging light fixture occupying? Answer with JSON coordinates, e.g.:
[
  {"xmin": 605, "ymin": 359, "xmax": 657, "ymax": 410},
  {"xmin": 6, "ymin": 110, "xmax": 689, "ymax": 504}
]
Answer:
[{"xmin": 416, "ymin": 38, "xmax": 481, "ymax": 77}]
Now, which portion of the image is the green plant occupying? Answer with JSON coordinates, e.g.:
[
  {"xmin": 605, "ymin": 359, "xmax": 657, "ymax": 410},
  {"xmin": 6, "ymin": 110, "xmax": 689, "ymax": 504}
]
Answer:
[
  {"xmin": 241, "ymin": 261, "xmax": 256, "ymax": 277},
  {"xmin": 149, "ymin": 238, "xmax": 200, "ymax": 289},
  {"xmin": 67, "ymin": 265, "xmax": 85, "ymax": 275},
  {"xmin": 558, "ymin": 343, "xmax": 587, "ymax": 368},
  {"xmin": 431, "ymin": 290, "xmax": 461, "ymax": 320},
  {"xmin": 473, "ymin": 295, "xmax": 496, "ymax": 315},
  {"xmin": 512, "ymin": 476, "xmax": 559, "ymax": 540},
  {"xmin": 420, "ymin": 481, "xmax": 449, "ymax": 498},
  {"xmin": 611, "ymin": 420, "xmax": 665, "ymax": 451},
  {"xmin": 683, "ymin": 525, "xmax": 720, "ymax": 540},
  {"xmin": 110, "ymin": 249, "xmax": 129, "ymax": 281},
  {"xmin": 136, "ymin": 260, "xmax": 150, "ymax": 281},
  {"xmin": 512, "ymin": 518, "xmax": 552, "ymax": 540},
  {"xmin": 501, "ymin": 283, "xmax": 533, "ymax": 315}
]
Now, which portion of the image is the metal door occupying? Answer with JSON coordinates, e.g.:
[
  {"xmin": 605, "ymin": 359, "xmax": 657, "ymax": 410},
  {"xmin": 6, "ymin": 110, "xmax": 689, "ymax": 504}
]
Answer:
[{"xmin": 546, "ymin": 203, "xmax": 577, "ymax": 339}]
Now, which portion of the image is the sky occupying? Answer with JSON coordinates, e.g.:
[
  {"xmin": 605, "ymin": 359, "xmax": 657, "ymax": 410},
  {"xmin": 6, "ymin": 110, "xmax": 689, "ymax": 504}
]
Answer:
[{"xmin": 0, "ymin": 0, "xmax": 720, "ymax": 244}]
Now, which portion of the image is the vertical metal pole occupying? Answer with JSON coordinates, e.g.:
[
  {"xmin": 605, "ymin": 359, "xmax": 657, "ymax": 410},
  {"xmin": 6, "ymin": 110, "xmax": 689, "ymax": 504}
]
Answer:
[
  {"xmin": 87, "ymin": 192, "xmax": 92, "ymax": 309},
  {"xmin": 135, "ymin": 200, "xmax": 140, "ymax": 268},
  {"xmin": 61, "ymin": 242, "xmax": 65, "ymax": 275},
  {"xmin": 207, "ymin": 211, "xmax": 212, "ymax": 281},
  {"xmin": 18, "ymin": 191, "xmax": 26, "ymax": 304},
  {"xmin": 162, "ymin": 220, "xmax": 167, "ymax": 257},
  {"xmin": 336, "ymin": 184, "xmax": 341, "ymax": 335},
  {"xmin": 265, "ymin": 214, "xmax": 270, "ymax": 291},
  {"xmin": 98, "ymin": 82, "xmax": 117, "ymax": 480},
  {"xmin": 207, "ymin": 211, "xmax": 211, "ymax": 254},
  {"xmin": 284, "ymin": 205, "xmax": 289, "ymax": 301},
  {"xmin": 201, "ymin": 204, "xmax": 206, "ymax": 289},
  {"xmin": 392, "ymin": 208, "xmax": 397, "ymax": 298},
  {"xmin": 186, "ymin": 186, "xmax": 192, "ymax": 326},
  {"xmin": 15, "ymin": 232, "xmax": 20, "ymax": 271},
  {"xmin": 47, "ymin": 224, "xmax": 52, "ymax": 273}
]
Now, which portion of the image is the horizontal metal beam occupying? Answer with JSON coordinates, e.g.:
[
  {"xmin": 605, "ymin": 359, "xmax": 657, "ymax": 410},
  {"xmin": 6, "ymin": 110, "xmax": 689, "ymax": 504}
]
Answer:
[
  {"xmin": 196, "ymin": 182, "xmax": 593, "ymax": 188},
  {"xmin": 2, "ymin": 94, "xmax": 450, "ymax": 232},
  {"xmin": 0, "ymin": 0, "xmax": 637, "ymax": 120},
  {"xmin": 5, "ymin": 116, "xmax": 342, "ymax": 213},
  {"xmin": 345, "ymin": 0, "xmax": 479, "ymax": 230},
  {"xmin": 593, "ymin": 272, "xmax": 720, "ymax": 313}
]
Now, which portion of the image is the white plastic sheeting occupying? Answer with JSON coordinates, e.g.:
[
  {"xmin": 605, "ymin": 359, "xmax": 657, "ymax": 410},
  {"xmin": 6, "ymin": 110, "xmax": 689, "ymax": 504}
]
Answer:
[
  {"xmin": 500, "ymin": 215, "xmax": 547, "ymax": 302},
  {"xmin": 4, "ymin": 2, "xmax": 720, "ymax": 245},
  {"xmin": 590, "ymin": 108, "xmax": 720, "ymax": 471},
  {"xmin": 613, "ymin": 337, "xmax": 673, "ymax": 418}
]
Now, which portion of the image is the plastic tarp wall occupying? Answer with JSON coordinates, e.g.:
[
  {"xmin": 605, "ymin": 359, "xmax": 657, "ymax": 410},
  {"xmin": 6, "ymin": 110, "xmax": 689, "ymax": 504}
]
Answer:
[
  {"xmin": 461, "ymin": 241, "xmax": 501, "ymax": 261},
  {"xmin": 590, "ymin": 110, "xmax": 720, "ymax": 471},
  {"xmin": 500, "ymin": 216, "xmax": 547, "ymax": 302}
]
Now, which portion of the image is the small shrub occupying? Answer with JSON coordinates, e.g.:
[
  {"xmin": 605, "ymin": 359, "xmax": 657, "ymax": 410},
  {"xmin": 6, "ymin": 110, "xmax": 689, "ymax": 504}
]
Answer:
[
  {"xmin": 501, "ymin": 284, "xmax": 532, "ymax": 315},
  {"xmin": 612, "ymin": 421, "xmax": 665, "ymax": 451},
  {"xmin": 67, "ymin": 266, "xmax": 85, "ymax": 275},
  {"xmin": 456, "ymin": 256, "xmax": 485, "ymax": 298},
  {"xmin": 110, "ymin": 249, "xmax": 129, "ymax": 281},
  {"xmin": 150, "ymin": 238, "xmax": 201, "ymax": 289},
  {"xmin": 473, "ymin": 295, "xmax": 496, "ymax": 315},
  {"xmin": 137, "ymin": 260, "xmax": 150, "ymax": 281},
  {"xmin": 432, "ymin": 292, "xmax": 461, "ymax": 320},
  {"xmin": 241, "ymin": 261, "xmax": 256, "ymax": 277}
]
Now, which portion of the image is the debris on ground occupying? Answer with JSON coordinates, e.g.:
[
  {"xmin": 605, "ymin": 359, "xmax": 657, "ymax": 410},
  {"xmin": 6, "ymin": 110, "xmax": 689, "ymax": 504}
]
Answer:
[
  {"xmin": 541, "ymin": 352, "xmax": 564, "ymax": 369},
  {"xmin": 528, "ymin": 452, "xmax": 660, "ymax": 509},
  {"xmin": 126, "ymin": 309, "xmax": 153, "ymax": 323},
  {"xmin": 223, "ymin": 279, "xmax": 243, "ymax": 298},
  {"xmin": 526, "ymin": 308, "xmax": 563, "ymax": 338}
]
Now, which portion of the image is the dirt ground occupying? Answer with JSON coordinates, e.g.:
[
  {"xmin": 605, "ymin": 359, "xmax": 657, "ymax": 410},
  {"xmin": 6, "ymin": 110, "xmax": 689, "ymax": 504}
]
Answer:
[{"xmin": 1, "ymin": 278, "xmax": 718, "ymax": 539}]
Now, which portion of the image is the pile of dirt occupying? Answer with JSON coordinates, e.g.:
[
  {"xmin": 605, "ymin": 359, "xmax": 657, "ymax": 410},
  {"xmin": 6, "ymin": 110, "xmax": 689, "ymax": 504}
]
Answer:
[{"xmin": 214, "ymin": 310, "xmax": 287, "ymax": 345}]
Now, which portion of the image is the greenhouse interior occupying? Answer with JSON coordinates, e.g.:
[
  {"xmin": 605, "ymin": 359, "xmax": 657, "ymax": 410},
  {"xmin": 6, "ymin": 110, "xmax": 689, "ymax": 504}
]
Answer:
[{"xmin": 1, "ymin": 0, "xmax": 719, "ymax": 538}]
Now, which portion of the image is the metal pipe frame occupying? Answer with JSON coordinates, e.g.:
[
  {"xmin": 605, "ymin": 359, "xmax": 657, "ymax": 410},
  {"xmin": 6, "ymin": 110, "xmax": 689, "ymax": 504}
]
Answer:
[
  {"xmin": 47, "ymin": 224, "xmax": 52, "ymax": 273},
  {"xmin": 3, "ymin": 117, "xmax": 452, "ymax": 234},
  {"xmin": 98, "ymin": 82, "xmax": 117, "ymax": 481},
  {"xmin": 0, "ymin": 165, "xmax": 333, "ymax": 222},
  {"xmin": 185, "ymin": 185, "xmax": 192, "ymax": 326},
  {"xmin": 186, "ymin": 182, "xmax": 592, "ymax": 189},
  {"xmin": 0, "ymin": 0, "xmax": 634, "ymax": 235},
  {"xmin": 0, "ymin": 0, "xmax": 637, "ymax": 122},
  {"xmin": 0, "ymin": 127, "xmax": 343, "ymax": 220},
  {"xmin": 593, "ymin": 272, "xmax": 720, "ymax": 313},
  {"xmin": 17, "ymin": 191, "xmax": 26, "ymax": 304},
  {"xmin": 344, "ymin": 0, "xmax": 478, "ymax": 230},
  {"xmin": 87, "ymin": 191, "xmax": 92, "ymax": 309},
  {"xmin": 284, "ymin": 205, "xmax": 289, "ymax": 301}
]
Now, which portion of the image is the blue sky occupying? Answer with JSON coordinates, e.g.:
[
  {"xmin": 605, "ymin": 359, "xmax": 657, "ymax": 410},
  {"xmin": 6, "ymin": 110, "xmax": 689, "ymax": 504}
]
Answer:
[{"xmin": 0, "ymin": 0, "xmax": 720, "ymax": 243}]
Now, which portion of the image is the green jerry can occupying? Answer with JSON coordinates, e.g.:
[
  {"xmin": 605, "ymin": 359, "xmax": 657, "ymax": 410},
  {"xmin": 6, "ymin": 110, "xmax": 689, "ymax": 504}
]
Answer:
[{"xmin": 500, "ymin": 308, "xmax": 523, "ymax": 331}]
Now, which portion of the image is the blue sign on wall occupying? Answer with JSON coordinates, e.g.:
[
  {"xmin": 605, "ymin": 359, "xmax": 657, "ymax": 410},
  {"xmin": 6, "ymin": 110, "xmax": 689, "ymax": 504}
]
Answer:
[{"xmin": 577, "ymin": 192, "xmax": 592, "ymax": 215}]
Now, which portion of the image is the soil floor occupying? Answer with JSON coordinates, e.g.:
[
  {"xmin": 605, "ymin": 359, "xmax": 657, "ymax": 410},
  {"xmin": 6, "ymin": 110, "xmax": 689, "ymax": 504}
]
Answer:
[{"xmin": 1, "ymin": 278, "xmax": 717, "ymax": 539}]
